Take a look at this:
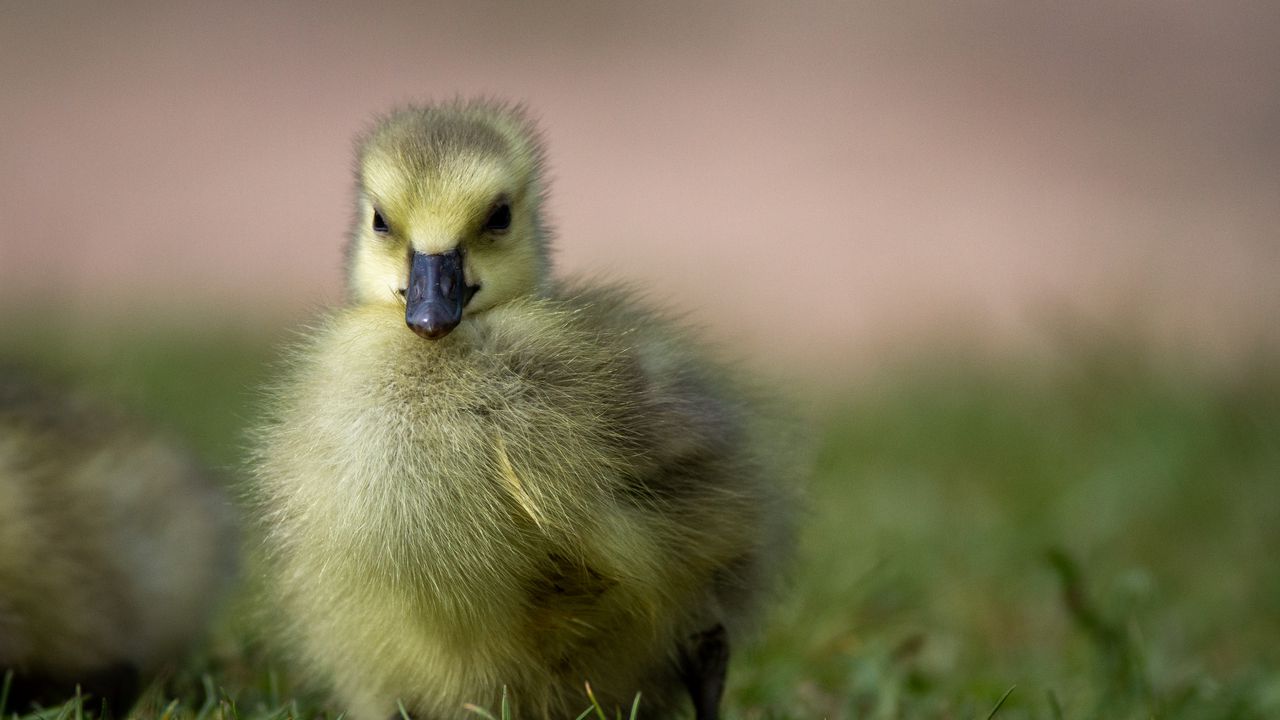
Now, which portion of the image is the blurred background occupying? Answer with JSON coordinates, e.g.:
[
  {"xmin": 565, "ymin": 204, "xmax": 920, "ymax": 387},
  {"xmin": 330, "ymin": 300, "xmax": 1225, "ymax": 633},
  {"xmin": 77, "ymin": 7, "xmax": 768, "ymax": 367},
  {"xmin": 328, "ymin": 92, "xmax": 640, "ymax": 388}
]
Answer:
[
  {"xmin": 2, "ymin": 1, "xmax": 1278, "ymax": 718},
  {"xmin": 3, "ymin": 0, "xmax": 1277, "ymax": 371}
]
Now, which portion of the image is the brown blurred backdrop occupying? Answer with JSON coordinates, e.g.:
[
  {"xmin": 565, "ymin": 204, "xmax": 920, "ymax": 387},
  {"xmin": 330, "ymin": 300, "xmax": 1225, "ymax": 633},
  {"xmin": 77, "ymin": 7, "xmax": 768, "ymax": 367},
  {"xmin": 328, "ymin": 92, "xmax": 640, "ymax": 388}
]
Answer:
[{"xmin": 2, "ymin": 0, "xmax": 1277, "ymax": 372}]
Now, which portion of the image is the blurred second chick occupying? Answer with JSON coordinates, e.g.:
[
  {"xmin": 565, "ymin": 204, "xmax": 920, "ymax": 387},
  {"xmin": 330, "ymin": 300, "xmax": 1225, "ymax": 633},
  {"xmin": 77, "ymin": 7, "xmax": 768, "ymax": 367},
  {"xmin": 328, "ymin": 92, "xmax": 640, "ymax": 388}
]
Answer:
[{"xmin": 0, "ymin": 374, "xmax": 236, "ymax": 714}]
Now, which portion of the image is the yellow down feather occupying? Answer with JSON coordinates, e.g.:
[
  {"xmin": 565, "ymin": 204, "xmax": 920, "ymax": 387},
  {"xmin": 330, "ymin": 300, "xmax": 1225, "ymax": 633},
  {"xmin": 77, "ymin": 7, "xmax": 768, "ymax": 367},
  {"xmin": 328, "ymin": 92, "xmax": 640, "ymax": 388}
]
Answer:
[{"xmin": 252, "ymin": 99, "xmax": 798, "ymax": 720}]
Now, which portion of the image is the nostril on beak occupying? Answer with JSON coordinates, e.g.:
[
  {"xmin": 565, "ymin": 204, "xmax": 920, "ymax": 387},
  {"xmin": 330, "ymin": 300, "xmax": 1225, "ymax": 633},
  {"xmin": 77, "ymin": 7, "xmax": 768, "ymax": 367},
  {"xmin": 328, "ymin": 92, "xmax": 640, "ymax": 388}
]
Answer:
[{"xmin": 439, "ymin": 274, "xmax": 455, "ymax": 300}]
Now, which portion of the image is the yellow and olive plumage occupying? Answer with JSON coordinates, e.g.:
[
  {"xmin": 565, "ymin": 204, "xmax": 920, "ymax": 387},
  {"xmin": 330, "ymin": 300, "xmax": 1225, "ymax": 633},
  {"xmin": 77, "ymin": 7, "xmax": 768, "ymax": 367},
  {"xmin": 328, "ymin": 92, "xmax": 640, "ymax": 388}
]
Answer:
[
  {"xmin": 254, "ymin": 100, "xmax": 795, "ymax": 720},
  {"xmin": 0, "ymin": 374, "xmax": 235, "ymax": 712}
]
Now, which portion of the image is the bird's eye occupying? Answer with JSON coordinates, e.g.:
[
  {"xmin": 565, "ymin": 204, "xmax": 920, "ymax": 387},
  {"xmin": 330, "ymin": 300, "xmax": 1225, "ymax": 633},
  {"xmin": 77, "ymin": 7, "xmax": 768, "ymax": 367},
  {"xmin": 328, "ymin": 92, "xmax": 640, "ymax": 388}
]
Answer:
[
  {"xmin": 483, "ymin": 202, "xmax": 511, "ymax": 233},
  {"xmin": 372, "ymin": 209, "xmax": 389, "ymax": 235}
]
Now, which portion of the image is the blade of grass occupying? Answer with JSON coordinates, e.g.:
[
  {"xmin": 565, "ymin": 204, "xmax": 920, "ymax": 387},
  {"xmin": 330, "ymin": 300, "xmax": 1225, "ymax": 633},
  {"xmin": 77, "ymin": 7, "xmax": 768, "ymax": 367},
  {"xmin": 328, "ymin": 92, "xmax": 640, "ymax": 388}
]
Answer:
[
  {"xmin": 985, "ymin": 685, "xmax": 1015, "ymax": 719},
  {"xmin": 219, "ymin": 687, "xmax": 240, "ymax": 720},
  {"xmin": 1, "ymin": 670, "xmax": 11, "ymax": 717},
  {"xmin": 195, "ymin": 675, "xmax": 217, "ymax": 720},
  {"xmin": 1046, "ymin": 689, "xmax": 1065, "ymax": 720},
  {"xmin": 158, "ymin": 698, "xmax": 179, "ymax": 720},
  {"xmin": 583, "ymin": 683, "xmax": 607, "ymax": 720}
]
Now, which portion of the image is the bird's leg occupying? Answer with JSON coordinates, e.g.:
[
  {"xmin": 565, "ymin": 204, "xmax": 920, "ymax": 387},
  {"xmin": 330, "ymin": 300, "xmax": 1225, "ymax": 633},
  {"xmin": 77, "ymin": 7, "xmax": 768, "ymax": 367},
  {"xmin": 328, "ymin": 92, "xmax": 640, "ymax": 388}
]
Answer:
[{"xmin": 678, "ymin": 624, "xmax": 729, "ymax": 720}]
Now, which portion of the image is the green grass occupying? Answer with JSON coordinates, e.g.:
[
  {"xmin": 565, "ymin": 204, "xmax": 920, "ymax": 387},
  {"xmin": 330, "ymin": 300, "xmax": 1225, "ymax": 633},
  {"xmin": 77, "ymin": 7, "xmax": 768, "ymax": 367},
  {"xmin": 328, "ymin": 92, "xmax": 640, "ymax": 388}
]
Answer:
[{"xmin": 2, "ymin": 320, "xmax": 1278, "ymax": 719}]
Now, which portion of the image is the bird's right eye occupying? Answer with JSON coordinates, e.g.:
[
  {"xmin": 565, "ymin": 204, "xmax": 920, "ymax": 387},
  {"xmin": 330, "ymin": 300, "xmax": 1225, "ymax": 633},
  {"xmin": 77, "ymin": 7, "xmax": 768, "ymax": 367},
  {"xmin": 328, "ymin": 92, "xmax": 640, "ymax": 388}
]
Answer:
[{"xmin": 372, "ymin": 209, "xmax": 389, "ymax": 235}]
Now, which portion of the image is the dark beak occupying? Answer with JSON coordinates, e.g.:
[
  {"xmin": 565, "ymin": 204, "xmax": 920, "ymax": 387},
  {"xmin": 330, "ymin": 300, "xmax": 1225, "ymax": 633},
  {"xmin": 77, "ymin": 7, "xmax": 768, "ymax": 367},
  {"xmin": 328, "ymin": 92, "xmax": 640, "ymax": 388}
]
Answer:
[{"xmin": 405, "ymin": 248, "xmax": 478, "ymax": 339}]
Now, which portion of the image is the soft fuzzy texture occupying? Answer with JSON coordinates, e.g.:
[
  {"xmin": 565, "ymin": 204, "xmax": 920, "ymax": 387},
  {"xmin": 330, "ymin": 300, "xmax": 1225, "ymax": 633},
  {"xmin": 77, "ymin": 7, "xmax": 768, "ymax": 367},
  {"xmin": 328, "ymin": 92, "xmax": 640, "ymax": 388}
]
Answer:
[
  {"xmin": 0, "ymin": 374, "xmax": 236, "ymax": 710},
  {"xmin": 253, "ymin": 100, "xmax": 797, "ymax": 720}
]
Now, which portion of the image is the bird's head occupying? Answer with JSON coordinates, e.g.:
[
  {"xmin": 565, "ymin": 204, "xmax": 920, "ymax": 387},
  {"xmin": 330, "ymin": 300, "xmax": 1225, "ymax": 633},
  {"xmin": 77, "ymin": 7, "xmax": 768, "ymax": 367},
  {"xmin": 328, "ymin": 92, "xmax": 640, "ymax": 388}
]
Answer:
[{"xmin": 347, "ymin": 101, "xmax": 551, "ymax": 339}]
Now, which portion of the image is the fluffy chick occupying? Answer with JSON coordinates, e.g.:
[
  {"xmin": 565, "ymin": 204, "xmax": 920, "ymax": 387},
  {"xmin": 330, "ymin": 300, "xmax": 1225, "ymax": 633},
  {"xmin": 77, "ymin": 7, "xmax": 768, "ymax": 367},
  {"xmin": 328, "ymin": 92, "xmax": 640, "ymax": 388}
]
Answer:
[
  {"xmin": 254, "ymin": 100, "xmax": 796, "ymax": 720},
  {"xmin": 0, "ymin": 373, "xmax": 236, "ymax": 713}
]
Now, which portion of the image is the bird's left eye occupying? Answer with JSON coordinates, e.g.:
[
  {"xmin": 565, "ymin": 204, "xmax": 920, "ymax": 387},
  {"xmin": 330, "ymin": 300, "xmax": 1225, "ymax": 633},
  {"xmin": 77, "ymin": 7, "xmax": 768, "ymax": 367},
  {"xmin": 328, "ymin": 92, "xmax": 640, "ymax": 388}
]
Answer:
[
  {"xmin": 483, "ymin": 202, "xmax": 511, "ymax": 232},
  {"xmin": 372, "ymin": 209, "xmax": 389, "ymax": 235}
]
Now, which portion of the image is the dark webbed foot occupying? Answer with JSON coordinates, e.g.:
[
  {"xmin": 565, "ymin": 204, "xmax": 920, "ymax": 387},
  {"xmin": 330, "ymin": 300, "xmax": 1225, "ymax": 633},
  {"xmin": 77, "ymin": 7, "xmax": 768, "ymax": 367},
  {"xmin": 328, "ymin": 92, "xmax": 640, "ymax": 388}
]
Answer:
[{"xmin": 678, "ymin": 624, "xmax": 729, "ymax": 720}]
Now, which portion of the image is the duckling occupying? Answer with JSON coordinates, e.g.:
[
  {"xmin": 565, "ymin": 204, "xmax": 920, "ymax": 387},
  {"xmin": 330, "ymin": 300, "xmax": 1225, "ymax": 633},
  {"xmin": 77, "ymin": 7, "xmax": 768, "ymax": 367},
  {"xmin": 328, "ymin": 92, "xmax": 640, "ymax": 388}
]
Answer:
[
  {"xmin": 0, "ymin": 372, "xmax": 236, "ymax": 713},
  {"xmin": 253, "ymin": 99, "xmax": 796, "ymax": 720}
]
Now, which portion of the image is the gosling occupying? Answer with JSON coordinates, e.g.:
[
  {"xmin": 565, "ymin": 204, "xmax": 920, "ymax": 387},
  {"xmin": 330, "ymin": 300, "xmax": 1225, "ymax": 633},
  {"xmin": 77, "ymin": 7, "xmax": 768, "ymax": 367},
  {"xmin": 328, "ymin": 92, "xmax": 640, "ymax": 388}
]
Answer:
[
  {"xmin": 253, "ymin": 100, "xmax": 795, "ymax": 720},
  {"xmin": 0, "ymin": 372, "xmax": 236, "ymax": 713}
]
